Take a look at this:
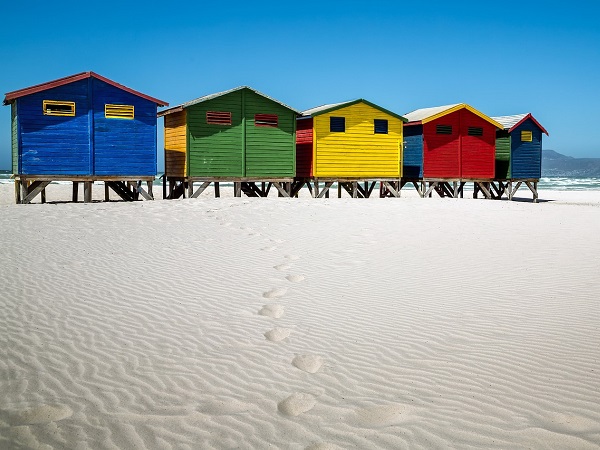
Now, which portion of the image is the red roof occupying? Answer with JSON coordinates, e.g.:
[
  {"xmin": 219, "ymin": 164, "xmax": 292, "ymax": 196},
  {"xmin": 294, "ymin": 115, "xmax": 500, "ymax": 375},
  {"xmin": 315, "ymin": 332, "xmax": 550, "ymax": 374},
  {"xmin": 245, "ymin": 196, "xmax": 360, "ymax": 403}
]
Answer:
[{"xmin": 3, "ymin": 71, "xmax": 168, "ymax": 106}]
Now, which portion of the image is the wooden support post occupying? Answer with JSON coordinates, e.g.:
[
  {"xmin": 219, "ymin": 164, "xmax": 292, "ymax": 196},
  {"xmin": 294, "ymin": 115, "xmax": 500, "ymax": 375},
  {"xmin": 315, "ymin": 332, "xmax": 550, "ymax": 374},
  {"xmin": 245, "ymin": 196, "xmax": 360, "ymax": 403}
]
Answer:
[
  {"xmin": 337, "ymin": 182, "xmax": 341, "ymax": 198},
  {"xmin": 214, "ymin": 182, "xmax": 220, "ymax": 198},
  {"xmin": 72, "ymin": 182, "xmax": 79, "ymax": 202},
  {"xmin": 147, "ymin": 181, "xmax": 153, "ymax": 200},
  {"xmin": 169, "ymin": 180, "xmax": 174, "ymax": 199},
  {"xmin": 105, "ymin": 183, "xmax": 110, "ymax": 201},
  {"xmin": 316, "ymin": 182, "xmax": 334, "ymax": 199},
  {"xmin": 453, "ymin": 181, "xmax": 458, "ymax": 198},
  {"xmin": 314, "ymin": 181, "xmax": 319, "ymax": 198},
  {"xmin": 162, "ymin": 177, "xmax": 167, "ymax": 200},
  {"xmin": 424, "ymin": 181, "xmax": 438, "ymax": 198},
  {"xmin": 21, "ymin": 179, "xmax": 28, "ymax": 204},
  {"xmin": 272, "ymin": 182, "xmax": 291, "ymax": 198},
  {"xmin": 234, "ymin": 182, "xmax": 241, "ymax": 197},
  {"xmin": 84, "ymin": 182, "xmax": 92, "ymax": 203},
  {"xmin": 14, "ymin": 180, "xmax": 21, "ymax": 204},
  {"xmin": 381, "ymin": 181, "xmax": 401, "ymax": 198},
  {"xmin": 41, "ymin": 188, "xmax": 46, "ymax": 204},
  {"xmin": 187, "ymin": 181, "xmax": 193, "ymax": 198}
]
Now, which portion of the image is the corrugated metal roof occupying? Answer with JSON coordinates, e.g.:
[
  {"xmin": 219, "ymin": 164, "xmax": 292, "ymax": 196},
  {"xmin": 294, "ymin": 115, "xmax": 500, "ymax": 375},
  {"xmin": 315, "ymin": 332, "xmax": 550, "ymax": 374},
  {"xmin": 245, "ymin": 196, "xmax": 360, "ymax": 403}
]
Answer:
[
  {"xmin": 302, "ymin": 101, "xmax": 356, "ymax": 116},
  {"xmin": 3, "ymin": 71, "xmax": 168, "ymax": 106},
  {"xmin": 403, "ymin": 104, "xmax": 461, "ymax": 123},
  {"xmin": 302, "ymin": 99, "xmax": 407, "ymax": 122},
  {"xmin": 490, "ymin": 114, "xmax": 528, "ymax": 130},
  {"xmin": 158, "ymin": 86, "xmax": 300, "ymax": 116},
  {"xmin": 491, "ymin": 113, "xmax": 549, "ymax": 135}
]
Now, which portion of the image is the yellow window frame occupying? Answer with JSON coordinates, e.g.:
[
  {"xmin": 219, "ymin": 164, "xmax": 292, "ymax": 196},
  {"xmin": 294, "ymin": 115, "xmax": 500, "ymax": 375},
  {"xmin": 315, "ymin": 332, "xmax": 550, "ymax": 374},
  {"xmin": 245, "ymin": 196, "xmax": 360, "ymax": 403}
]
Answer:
[
  {"xmin": 521, "ymin": 130, "xmax": 533, "ymax": 142},
  {"xmin": 43, "ymin": 100, "xmax": 75, "ymax": 117},
  {"xmin": 105, "ymin": 104, "xmax": 135, "ymax": 119}
]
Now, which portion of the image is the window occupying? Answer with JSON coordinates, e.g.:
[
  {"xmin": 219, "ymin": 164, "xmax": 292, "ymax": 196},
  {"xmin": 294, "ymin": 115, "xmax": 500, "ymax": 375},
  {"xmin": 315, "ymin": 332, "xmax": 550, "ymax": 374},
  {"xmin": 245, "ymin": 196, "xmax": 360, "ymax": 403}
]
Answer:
[
  {"xmin": 521, "ymin": 130, "xmax": 533, "ymax": 142},
  {"xmin": 330, "ymin": 116, "xmax": 345, "ymax": 132},
  {"xmin": 255, "ymin": 114, "xmax": 278, "ymax": 127},
  {"xmin": 105, "ymin": 104, "xmax": 135, "ymax": 119},
  {"xmin": 436, "ymin": 124, "xmax": 452, "ymax": 134},
  {"xmin": 374, "ymin": 119, "xmax": 388, "ymax": 134},
  {"xmin": 468, "ymin": 127, "xmax": 483, "ymax": 136},
  {"xmin": 43, "ymin": 100, "xmax": 75, "ymax": 116},
  {"xmin": 206, "ymin": 111, "xmax": 232, "ymax": 125}
]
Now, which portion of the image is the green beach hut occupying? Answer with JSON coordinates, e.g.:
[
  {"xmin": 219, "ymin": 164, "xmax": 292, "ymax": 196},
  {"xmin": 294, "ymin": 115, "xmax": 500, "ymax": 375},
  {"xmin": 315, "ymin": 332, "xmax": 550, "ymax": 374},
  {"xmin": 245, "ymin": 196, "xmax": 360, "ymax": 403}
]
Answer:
[{"xmin": 159, "ymin": 86, "xmax": 300, "ymax": 198}]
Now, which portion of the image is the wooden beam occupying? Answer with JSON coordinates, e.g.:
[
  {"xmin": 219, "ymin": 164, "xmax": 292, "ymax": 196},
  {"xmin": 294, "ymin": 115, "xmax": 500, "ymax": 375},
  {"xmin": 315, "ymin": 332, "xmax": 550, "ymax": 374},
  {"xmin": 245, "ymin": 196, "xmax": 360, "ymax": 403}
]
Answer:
[
  {"xmin": 525, "ymin": 180, "xmax": 539, "ymax": 203},
  {"xmin": 190, "ymin": 181, "xmax": 212, "ymax": 199},
  {"xmin": 105, "ymin": 183, "xmax": 110, "ymax": 201},
  {"xmin": 22, "ymin": 181, "xmax": 51, "ymax": 204},
  {"xmin": 234, "ymin": 182, "xmax": 241, "ymax": 197},
  {"xmin": 381, "ymin": 181, "xmax": 401, "ymax": 198},
  {"xmin": 21, "ymin": 179, "xmax": 28, "ymax": 204},
  {"xmin": 272, "ymin": 182, "xmax": 291, "ymax": 197},
  {"xmin": 136, "ymin": 181, "xmax": 153, "ymax": 201},
  {"xmin": 214, "ymin": 182, "xmax": 220, "ymax": 198},
  {"xmin": 73, "ymin": 182, "xmax": 79, "ymax": 202},
  {"xmin": 475, "ymin": 182, "xmax": 492, "ymax": 199},
  {"xmin": 14, "ymin": 180, "xmax": 21, "ymax": 204},
  {"xmin": 424, "ymin": 181, "xmax": 438, "ymax": 198},
  {"xmin": 316, "ymin": 182, "xmax": 334, "ymax": 198}
]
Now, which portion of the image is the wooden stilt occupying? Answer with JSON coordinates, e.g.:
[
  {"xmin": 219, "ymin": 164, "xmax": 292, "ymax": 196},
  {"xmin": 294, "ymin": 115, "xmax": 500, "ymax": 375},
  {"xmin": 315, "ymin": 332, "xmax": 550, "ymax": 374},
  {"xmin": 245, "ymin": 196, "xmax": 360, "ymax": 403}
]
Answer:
[
  {"xmin": 21, "ymin": 179, "xmax": 28, "ymax": 204},
  {"xmin": 190, "ymin": 181, "xmax": 212, "ymax": 199},
  {"xmin": 147, "ymin": 181, "xmax": 153, "ymax": 200},
  {"xmin": 14, "ymin": 180, "xmax": 21, "ymax": 204},
  {"xmin": 73, "ymin": 182, "xmax": 79, "ymax": 202},
  {"xmin": 214, "ymin": 182, "xmax": 220, "ymax": 198},
  {"xmin": 234, "ymin": 182, "xmax": 241, "ymax": 197},
  {"xmin": 84, "ymin": 181, "xmax": 92, "ymax": 203},
  {"xmin": 188, "ymin": 181, "xmax": 194, "ymax": 198},
  {"xmin": 105, "ymin": 183, "xmax": 110, "ymax": 201}
]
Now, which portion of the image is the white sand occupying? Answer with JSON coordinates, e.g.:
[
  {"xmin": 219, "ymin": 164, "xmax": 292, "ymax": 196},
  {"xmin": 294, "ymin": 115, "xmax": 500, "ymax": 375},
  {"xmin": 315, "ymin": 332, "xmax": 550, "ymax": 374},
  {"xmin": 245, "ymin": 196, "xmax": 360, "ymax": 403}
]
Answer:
[{"xmin": 1, "ymin": 183, "xmax": 600, "ymax": 449}]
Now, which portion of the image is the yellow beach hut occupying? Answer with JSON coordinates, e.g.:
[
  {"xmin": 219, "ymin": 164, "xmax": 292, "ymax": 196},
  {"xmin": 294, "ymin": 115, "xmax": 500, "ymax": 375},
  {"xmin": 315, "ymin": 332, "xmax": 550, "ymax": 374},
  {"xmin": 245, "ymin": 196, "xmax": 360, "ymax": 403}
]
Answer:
[{"xmin": 294, "ymin": 99, "xmax": 407, "ymax": 198}]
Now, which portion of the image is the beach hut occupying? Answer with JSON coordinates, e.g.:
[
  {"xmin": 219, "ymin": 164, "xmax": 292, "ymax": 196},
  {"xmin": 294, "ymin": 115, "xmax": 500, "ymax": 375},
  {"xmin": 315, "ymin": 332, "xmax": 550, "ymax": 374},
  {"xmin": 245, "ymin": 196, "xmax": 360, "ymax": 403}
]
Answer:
[
  {"xmin": 295, "ymin": 99, "xmax": 407, "ymax": 198},
  {"xmin": 159, "ymin": 86, "xmax": 299, "ymax": 198},
  {"xmin": 490, "ymin": 113, "xmax": 548, "ymax": 202},
  {"xmin": 3, "ymin": 71, "xmax": 168, "ymax": 203},
  {"xmin": 403, "ymin": 104, "xmax": 503, "ymax": 198}
]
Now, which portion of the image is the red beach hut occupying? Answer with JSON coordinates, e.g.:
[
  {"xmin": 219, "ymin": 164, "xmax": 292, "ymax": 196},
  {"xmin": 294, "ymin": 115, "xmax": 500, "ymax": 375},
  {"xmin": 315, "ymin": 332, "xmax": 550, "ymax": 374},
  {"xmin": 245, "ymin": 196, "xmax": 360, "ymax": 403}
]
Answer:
[{"xmin": 403, "ymin": 104, "xmax": 503, "ymax": 180}]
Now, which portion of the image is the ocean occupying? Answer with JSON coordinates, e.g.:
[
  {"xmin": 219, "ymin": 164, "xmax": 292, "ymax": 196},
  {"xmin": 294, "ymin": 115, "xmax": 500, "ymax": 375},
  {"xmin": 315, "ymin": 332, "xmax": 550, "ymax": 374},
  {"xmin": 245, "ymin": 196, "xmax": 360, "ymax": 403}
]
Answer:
[{"xmin": 1, "ymin": 170, "xmax": 599, "ymax": 191}]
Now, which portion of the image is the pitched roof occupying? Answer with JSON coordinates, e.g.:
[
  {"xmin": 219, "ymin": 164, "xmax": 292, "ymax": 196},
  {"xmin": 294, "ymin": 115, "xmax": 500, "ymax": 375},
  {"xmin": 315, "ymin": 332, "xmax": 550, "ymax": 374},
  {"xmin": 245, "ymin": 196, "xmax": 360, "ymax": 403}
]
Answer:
[
  {"xmin": 403, "ymin": 103, "xmax": 503, "ymax": 129},
  {"xmin": 302, "ymin": 99, "xmax": 407, "ymax": 122},
  {"xmin": 491, "ymin": 113, "xmax": 549, "ymax": 135},
  {"xmin": 158, "ymin": 86, "xmax": 300, "ymax": 117},
  {"xmin": 3, "ymin": 71, "xmax": 168, "ymax": 106}
]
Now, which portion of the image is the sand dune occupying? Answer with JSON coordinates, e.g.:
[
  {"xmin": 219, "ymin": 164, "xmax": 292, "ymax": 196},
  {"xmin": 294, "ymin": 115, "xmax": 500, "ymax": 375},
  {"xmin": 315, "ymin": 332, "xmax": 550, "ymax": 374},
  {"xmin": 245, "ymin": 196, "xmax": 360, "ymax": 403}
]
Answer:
[{"xmin": 1, "ymin": 183, "xmax": 600, "ymax": 449}]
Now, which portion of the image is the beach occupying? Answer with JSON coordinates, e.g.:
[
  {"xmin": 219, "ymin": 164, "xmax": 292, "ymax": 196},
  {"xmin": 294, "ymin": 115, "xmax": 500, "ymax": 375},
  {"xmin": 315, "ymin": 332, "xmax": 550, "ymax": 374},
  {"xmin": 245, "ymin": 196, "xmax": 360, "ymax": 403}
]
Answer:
[{"xmin": 1, "ymin": 183, "xmax": 599, "ymax": 449}]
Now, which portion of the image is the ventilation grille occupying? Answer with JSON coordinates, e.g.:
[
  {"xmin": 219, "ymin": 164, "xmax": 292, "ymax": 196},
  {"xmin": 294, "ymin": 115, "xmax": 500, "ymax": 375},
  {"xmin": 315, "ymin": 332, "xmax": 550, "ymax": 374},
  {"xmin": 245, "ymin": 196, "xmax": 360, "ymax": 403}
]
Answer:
[
  {"xmin": 206, "ymin": 111, "xmax": 232, "ymax": 125},
  {"xmin": 255, "ymin": 114, "xmax": 278, "ymax": 127},
  {"xmin": 43, "ymin": 100, "xmax": 75, "ymax": 117},
  {"xmin": 374, "ymin": 119, "xmax": 388, "ymax": 134},
  {"xmin": 468, "ymin": 127, "xmax": 483, "ymax": 136},
  {"xmin": 521, "ymin": 130, "xmax": 533, "ymax": 142},
  {"xmin": 436, "ymin": 125, "xmax": 452, "ymax": 135},
  {"xmin": 330, "ymin": 116, "xmax": 345, "ymax": 132},
  {"xmin": 105, "ymin": 104, "xmax": 134, "ymax": 119}
]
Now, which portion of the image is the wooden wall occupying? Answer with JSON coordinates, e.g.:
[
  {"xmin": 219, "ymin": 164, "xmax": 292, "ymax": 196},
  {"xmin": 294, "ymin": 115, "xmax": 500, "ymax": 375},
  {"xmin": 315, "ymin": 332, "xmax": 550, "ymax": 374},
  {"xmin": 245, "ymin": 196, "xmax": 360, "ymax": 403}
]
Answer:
[
  {"xmin": 11, "ymin": 102, "xmax": 18, "ymax": 174},
  {"xmin": 313, "ymin": 102, "xmax": 403, "ymax": 178},
  {"xmin": 164, "ymin": 110, "xmax": 187, "ymax": 178},
  {"xmin": 510, "ymin": 118, "xmax": 543, "ymax": 179}
]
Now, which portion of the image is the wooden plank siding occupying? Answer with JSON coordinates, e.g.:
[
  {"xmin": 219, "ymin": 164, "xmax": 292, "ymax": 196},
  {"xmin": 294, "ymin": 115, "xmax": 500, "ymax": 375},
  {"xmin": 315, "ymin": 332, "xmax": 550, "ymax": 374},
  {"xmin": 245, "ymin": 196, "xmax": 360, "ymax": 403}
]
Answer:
[
  {"xmin": 187, "ymin": 90, "xmax": 244, "ymax": 177},
  {"xmin": 17, "ymin": 79, "xmax": 92, "ymax": 175},
  {"xmin": 459, "ymin": 109, "xmax": 496, "ymax": 179},
  {"xmin": 423, "ymin": 111, "xmax": 461, "ymax": 178},
  {"xmin": 495, "ymin": 131, "xmax": 511, "ymax": 179},
  {"xmin": 164, "ymin": 110, "xmax": 187, "ymax": 177},
  {"xmin": 11, "ymin": 102, "xmax": 18, "ymax": 173},
  {"xmin": 244, "ymin": 90, "xmax": 295, "ymax": 177},
  {"xmin": 402, "ymin": 124, "xmax": 423, "ymax": 178},
  {"xmin": 313, "ymin": 102, "xmax": 403, "ymax": 178},
  {"xmin": 296, "ymin": 117, "xmax": 313, "ymax": 177},
  {"xmin": 510, "ymin": 118, "xmax": 542, "ymax": 179},
  {"xmin": 92, "ymin": 78, "xmax": 157, "ymax": 176}
]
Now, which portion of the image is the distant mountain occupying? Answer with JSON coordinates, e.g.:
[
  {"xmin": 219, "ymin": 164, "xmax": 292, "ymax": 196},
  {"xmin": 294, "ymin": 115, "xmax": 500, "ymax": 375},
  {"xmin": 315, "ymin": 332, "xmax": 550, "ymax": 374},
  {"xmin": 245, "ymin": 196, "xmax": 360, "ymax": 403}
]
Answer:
[{"xmin": 542, "ymin": 150, "xmax": 600, "ymax": 177}]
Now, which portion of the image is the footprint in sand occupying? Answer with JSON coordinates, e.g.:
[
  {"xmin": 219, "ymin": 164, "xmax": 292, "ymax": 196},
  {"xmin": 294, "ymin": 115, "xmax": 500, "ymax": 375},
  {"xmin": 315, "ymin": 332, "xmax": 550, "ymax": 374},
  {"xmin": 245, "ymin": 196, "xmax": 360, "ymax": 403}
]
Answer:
[
  {"xmin": 285, "ymin": 255, "xmax": 301, "ymax": 261},
  {"xmin": 7, "ymin": 404, "xmax": 73, "ymax": 426},
  {"xmin": 264, "ymin": 327, "xmax": 291, "ymax": 342},
  {"xmin": 278, "ymin": 393, "xmax": 316, "ymax": 416},
  {"xmin": 274, "ymin": 263, "xmax": 291, "ymax": 271},
  {"xmin": 348, "ymin": 404, "xmax": 409, "ymax": 428},
  {"xmin": 258, "ymin": 304, "xmax": 284, "ymax": 319},
  {"xmin": 263, "ymin": 288, "xmax": 287, "ymax": 299},
  {"xmin": 286, "ymin": 274, "xmax": 305, "ymax": 283},
  {"xmin": 292, "ymin": 354, "xmax": 324, "ymax": 373}
]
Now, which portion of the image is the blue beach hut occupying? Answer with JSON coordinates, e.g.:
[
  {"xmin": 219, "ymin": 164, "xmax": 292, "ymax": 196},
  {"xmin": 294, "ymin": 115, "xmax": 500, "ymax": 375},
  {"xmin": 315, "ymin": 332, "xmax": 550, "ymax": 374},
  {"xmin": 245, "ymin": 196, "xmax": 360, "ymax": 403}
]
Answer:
[
  {"xmin": 489, "ymin": 113, "xmax": 548, "ymax": 202},
  {"xmin": 3, "ymin": 71, "xmax": 168, "ymax": 203}
]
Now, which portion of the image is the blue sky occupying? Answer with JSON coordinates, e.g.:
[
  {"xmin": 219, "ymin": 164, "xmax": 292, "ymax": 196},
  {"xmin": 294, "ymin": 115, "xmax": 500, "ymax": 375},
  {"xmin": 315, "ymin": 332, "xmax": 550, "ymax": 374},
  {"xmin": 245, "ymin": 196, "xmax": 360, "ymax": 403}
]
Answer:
[{"xmin": 1, "ymin": 0, "xmax": 599, "ymax": 171}]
